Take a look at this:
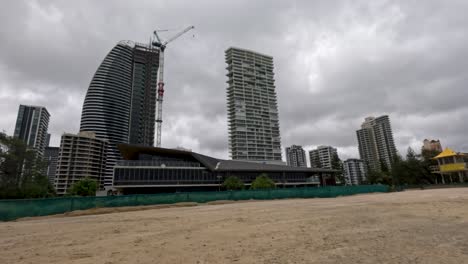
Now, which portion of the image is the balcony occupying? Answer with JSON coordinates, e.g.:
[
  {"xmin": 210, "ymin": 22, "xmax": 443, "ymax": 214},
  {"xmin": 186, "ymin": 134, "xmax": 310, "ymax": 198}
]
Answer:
[{"xmin": 439, "ymin": 163, "xmax": 467, "ymax": 173}]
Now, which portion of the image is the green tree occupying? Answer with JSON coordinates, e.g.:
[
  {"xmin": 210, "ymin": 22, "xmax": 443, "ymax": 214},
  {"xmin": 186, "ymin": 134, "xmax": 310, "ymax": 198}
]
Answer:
[
  {"xmin": 0, "ymin": 132, "xmax": 53, "ymax": 199},
  {"xmin": 367, "ymin": 168, "xmax": 392, "ymax": 185},
  {"xmin": 251, "ymin": 173, "xmax": 275, "ymax": 190},
  {"xmin": 421, "ymin": 149, "xmax": 440, "ymax": 184},
  {"xmin": 391, "ymin": 148, "xmax": 435, "ymax": 185},
  {"xmin": 331, "ymin": 153, "xmax": 344, "ymax": 185},
  {"xmin": 222, "ymin": 176, "xmax": 244, "ymax": 190},
  {"xmin": 69, "ymin": 177, "xmax": 97, "ymax": 196}
]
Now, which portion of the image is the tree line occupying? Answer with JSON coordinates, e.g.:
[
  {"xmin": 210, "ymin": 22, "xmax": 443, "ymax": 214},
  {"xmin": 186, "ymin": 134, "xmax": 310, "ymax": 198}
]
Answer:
[
  {"xmin": 367, "ymin": 147, "xmax": 440, "ymax": 186},
  {"xmin": 0, "ymin": 132, "xmax": 95, "ymax": 199}
]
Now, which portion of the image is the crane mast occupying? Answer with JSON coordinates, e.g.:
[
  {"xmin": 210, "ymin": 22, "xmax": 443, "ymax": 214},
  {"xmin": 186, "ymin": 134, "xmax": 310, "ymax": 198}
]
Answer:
[{"xmin": 152, "ymin": 26, "xmax": 194, "ymax": 147}]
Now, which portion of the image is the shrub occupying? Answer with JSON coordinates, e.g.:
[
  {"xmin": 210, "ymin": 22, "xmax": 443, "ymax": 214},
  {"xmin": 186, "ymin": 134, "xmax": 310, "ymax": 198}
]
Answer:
[
  {"xmin": 251, "ymin": 174, "xmax": 275, "ymax": 190},
  {"xmin": 69, "ymin": 177, "xmax": 97, "ymax": 196},
  {"xmin": 222, "ymin": 176, "xmax": 244, "ymax": 190}
]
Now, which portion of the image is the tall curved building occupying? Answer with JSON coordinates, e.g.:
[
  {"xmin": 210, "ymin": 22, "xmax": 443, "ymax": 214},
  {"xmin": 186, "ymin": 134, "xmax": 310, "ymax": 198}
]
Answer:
[{"xmin": 80, "ymin": 40, "xmax": 159, "ymax": 187}]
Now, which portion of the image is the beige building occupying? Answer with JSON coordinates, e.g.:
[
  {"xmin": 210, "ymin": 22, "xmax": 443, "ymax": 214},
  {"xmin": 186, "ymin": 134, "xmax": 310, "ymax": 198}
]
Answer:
[
  {"xmin": 422, "ymin": 139, "xmax": 443, "ymax": 153},
  {"xmin": 55, "ymin": 131, "xmax": 107, "ymax": 195}
]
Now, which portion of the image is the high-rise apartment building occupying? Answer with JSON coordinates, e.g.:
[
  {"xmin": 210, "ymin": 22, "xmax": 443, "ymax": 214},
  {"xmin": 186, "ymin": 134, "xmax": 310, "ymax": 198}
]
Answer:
[
  {"xmin": 356, "ymin": 115, "xmax": 397, "ymax": 171},
  {"xmin": 309, "ymin": 146, "xmax": 338, "ymax": 169},
  {"xmin": 55, "ymin": 132, "xmax": 107, "ymax": 195},
  {"xmin": 344, "ymin": 159, "xmax": 367, "ymax": 185},
  {"xmin": 285, "ymin": 145, "xmax": 307, "ymax": 167},
  {"xmin": 13, "ymin": 105, "xmax": 50, "ymax": 156},
  {"xmin": 80, "ymin": 41, "xmax": 159, "ymax": 186},
  {"xmin": 44, "ymin": 146, "xmax": 59, "ymax": 185},
  {"xmin": 225, "ymin": 47, "xmax": 282, "ymax": 163}
]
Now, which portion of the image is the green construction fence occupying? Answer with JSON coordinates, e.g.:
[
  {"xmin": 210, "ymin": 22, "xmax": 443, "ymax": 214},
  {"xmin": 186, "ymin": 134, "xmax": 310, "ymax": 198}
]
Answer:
[{"xmin": 0, "ymin": 185, "xmax": 389, "ymax": 221}]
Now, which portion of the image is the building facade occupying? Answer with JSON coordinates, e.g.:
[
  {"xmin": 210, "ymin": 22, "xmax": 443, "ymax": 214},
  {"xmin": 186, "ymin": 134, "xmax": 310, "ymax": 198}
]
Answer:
[
  {"xmin": 13, "ymin": 105, "xmax": 50, "ymax": 156},
  {"xmin": 112, "ymin": 144, "xmax": 337, "ymax": 194},
  {"xmin": 44, "ymin": 146, "xmax": 59, "ymax": 185},
  {"xmin": 55, "ymin": 132, "xmax": 108, "ymax": 195},
  {"xmin": 344, "ymin": 159, "xmax": 367, "ymax": 185},
  {"xmin": 432, "ymin": 148, "xmax": 467, "ymax": 184},
  {"xmin": 80, "ymin": 41, "xmax": 159, "ymax": 187},
  {"xmin": 422, "ymin": 139, "xmax": 443, "ymax": 153},
  {"xmin": 285, "ymin": 145, "xmax": 307, "ymax": 167},
  {"xmin": 225, "ymin": 47, "xmax": 282, "ymax": 163},
  {"xmin": 356, "ymin": 115, "xmax": 397, "ymax": 171},
  {"xmin": 309, "ymin": 146, "xmax": 338, "ymax": 169}
]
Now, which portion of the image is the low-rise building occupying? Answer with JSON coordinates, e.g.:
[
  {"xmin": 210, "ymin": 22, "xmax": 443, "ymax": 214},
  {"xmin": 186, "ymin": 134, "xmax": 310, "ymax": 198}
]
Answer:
[
  {"xmin": 55, "ymin": 132, "xmax": 107, "ymax": 195},
  {"xmin": 112, "ymin": 144, "xmax": 338, "ymax": 194},
  {"xmin": 432, "ymin": 148, "xmax": 468, "ymax": 183},
  {"xmin": 343, "ymin": 159, "xmax": 367, "ymax": 185}
]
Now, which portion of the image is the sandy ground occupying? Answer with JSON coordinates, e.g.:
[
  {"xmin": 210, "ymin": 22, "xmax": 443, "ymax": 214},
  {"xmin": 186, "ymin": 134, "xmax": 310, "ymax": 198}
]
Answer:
[{"xmin": 1, "ymin": 189, "xmax": 468, "ymax": 264}]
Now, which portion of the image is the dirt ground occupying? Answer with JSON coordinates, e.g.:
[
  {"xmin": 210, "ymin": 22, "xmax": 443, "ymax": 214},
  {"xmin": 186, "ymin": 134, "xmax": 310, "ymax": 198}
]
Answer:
[{"xmin": 1, "ymin": 188, "xmax": 468, "ymax": 264}]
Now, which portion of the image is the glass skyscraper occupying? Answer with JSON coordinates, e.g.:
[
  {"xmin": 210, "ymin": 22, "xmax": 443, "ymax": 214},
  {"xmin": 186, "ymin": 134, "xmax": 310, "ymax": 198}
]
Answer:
[
  {"xmin": 80, "ymin": 41, "xmax": 159, "ymax": 186},
  {"xmin": 13, "ymin": 105, "xmax": 50, "ymax": 156}
]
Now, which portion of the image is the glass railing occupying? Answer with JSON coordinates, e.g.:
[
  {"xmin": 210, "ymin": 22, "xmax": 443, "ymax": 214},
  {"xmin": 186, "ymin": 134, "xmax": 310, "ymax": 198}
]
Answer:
[{"xmin": 115, "ymin": 160, "xmax": 201, "ymax": 168}]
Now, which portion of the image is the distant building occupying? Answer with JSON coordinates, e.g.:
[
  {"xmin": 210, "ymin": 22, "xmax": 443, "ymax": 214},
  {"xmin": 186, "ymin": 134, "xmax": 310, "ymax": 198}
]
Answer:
[
  {"xmin": 45, "ymin": 133, "xmax": 51, "ymax": 147},
  {"xmin": 422, "ymin": 139, "xmax": 443, "ymax": 153},
  {"xmin": 79, "ymin": 41, "xmax": 159, "ymax": 187},
  {"xmin": 112, "ymin": 144, "xmax": 337, "ymax": 194},
  {"xmin": 344, "ymin": 159, "xmax": 367, "ymax": 185},
  {"xmin": 225, "ymin": 47, "xmax": 282, "ymax": 164},
  {"xmin": 55, "ymin": 132, "xmax": 108, "ymax": 195},
  {"xmin": 356, "ymin": 115, "xmax": 397, "ymax": 171},
  {"xmin": 431, "ymin": 148, "xmax": 467, "ymax": 184},
  {"xmin": 44, "ymin": 147, "xmax": 59, "ymax": 185},
  {"xmin": 285, "ymin": 145, "xmax": 307, "ymax": 167},
  {"xmin": 13, "ymin": 105, "xmax": 50, "ymax": 156},
  {"xmin": 309, "ymin": 146, "xmax": 338, "ymax": 169}
]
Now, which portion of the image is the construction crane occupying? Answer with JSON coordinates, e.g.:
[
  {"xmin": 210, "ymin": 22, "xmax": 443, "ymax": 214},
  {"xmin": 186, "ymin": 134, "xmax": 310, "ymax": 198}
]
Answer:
[{"xmin": 152, "ymin": 25, "xmax": 194, "ymax": 147}]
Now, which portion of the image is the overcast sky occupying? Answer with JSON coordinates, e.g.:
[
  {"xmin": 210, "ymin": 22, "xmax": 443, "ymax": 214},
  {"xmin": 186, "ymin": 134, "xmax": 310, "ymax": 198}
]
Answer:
[{"xmin": 1, "ymin": 0, "xmax": 467, "ymax": 161}]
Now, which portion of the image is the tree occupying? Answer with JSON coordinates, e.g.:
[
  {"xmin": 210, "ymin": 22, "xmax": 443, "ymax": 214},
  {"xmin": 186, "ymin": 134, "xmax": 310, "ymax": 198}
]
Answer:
[
  {"xmin": 69, "ymin": 177, "xmax": 97, "ymax": 196},
  {"xmin": 251, "ymin": 173, "xmax": 275, "ymax": 190},
  {"xmin": 222, "ymin": 176, "xmax": 244, "ymax": 190},
  {"xmin": 0, "ymin": 132, "xmax": 54, "ymax": 199},
  {"xmin": 367, "ymin": 168, "xmax": 392, "ymax": 185},
  {"xmin": 390, "ymin": 148, "xmax": 435, "ymax": 186},
  {"xmin": 331, "ymin": 153, "xmax": 344, "ymax": 184}
]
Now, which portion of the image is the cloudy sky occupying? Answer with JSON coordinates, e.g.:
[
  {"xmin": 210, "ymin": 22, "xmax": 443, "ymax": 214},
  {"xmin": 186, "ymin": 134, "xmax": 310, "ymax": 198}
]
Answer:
[{"xmin": 1, "ymin": 0, "xmax": 467, "ymax": 161}]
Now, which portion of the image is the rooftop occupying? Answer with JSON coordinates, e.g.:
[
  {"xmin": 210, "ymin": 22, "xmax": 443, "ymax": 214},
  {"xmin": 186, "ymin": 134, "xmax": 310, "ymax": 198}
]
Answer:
[{"xmin": 118, "ymin": 144, "xmax": 337, "ymax": 173}]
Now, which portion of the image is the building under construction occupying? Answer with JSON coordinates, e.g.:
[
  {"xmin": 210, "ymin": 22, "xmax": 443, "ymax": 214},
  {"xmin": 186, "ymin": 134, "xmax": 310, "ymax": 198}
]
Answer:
[{"xmin": 80, "ymin": 41, "xmax": 159, "ymax": 187}]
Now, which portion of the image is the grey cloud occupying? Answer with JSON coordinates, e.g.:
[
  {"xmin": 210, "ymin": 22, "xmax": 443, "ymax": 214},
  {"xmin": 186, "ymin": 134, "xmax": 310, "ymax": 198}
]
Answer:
[{"xmin": 1, "ymin": 0, "xmax": 467, "ymax": 161}]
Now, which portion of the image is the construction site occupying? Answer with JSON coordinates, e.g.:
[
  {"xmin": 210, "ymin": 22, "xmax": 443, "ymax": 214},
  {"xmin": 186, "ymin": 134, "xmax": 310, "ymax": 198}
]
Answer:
[{"xmin": 1, "ymin": 188, "xmax": 468, "ymax": 263}]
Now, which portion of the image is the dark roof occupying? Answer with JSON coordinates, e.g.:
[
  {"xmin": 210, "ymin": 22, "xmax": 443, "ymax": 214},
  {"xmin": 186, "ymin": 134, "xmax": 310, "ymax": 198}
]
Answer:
[{"xmin": 117, "ymin": 144, "xmax": 337, "ymax": 173}]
